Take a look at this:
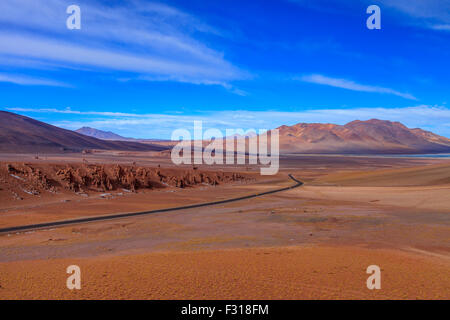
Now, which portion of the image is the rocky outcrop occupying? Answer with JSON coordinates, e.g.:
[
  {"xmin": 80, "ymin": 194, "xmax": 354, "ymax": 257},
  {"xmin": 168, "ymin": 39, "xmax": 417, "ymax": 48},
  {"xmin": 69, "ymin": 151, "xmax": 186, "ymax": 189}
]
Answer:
[
  {"xmin": 5, "ymin": 163, "xmax": 55, "ymax": 194},
  {"xmin": 2, "ymin": 163, "xmax": 249, "ymax": 195}
]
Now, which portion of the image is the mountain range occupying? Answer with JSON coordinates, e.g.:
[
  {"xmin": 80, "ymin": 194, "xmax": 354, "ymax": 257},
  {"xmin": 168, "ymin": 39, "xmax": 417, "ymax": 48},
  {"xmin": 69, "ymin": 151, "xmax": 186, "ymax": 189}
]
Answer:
[
  {"xmin": 276, "ymin": 119, "xmax": 450, "ymax": 154},
  {"xmin": 1, "ymin": 111, "xmax": 449, "ymax": 154},
  {"xmin": 0, "ymin": 111, "xmax": 168, "ymax": 153}
]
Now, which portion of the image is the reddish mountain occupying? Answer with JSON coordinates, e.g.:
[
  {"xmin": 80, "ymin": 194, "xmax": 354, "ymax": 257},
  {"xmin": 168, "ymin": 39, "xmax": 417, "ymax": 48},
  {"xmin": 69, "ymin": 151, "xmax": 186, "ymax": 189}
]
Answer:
[
  {"xmin": 276, "ymin": 119, "xmax": 450, "ymax": 154},
  {"xmin": 0, "ymin": 111, "xmax": 168, "ymax": 153}
]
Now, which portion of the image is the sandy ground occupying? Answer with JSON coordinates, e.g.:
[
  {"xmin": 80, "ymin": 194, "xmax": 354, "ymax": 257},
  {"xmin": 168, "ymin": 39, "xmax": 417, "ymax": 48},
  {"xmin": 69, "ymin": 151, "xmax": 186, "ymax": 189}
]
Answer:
[
  {"xmin": 0, "ymin": 153, "xmax": 449, "ymax": 299},
  {"xmin": 1, "ymin": 246, "xmax": 449, "ymax": 300}
]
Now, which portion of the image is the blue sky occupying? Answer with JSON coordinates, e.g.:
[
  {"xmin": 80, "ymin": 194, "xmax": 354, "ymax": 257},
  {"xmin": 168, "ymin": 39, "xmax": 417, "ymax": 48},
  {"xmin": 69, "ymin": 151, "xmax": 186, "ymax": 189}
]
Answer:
[{"xmin": 0, "ymin": 0, "xmax": 449, "ymax": 138}]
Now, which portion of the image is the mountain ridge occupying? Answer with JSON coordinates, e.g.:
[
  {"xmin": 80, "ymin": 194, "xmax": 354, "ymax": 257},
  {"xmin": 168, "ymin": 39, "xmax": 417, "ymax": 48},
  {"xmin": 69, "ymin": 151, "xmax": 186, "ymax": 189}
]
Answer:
[
  {"xmin": 1, "ymin": 112, "xmax": 449, "ymax": 154},
  {"xmin": 275, "ymin": 118, "xmax": 450, "ymax": 154},
  {"xmin": 75, "ymin": 127, "xmax": 131, "ymax": 141},
  {"xmin": 0, "ymin": 111, "xmax": 168, "ymax": 153}
]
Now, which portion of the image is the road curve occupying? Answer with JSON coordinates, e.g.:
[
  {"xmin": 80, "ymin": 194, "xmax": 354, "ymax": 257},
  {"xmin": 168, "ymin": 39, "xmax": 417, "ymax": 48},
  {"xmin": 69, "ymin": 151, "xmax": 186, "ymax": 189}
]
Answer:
[{"xmin": 0, "ymin": 174, "xmax": 303, "ymax": 235}]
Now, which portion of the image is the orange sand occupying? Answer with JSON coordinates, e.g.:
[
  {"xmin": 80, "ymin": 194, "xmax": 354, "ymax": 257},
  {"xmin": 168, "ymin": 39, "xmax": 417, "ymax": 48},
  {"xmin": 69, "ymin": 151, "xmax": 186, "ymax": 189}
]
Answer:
[{"xmin": 0, "ymin": 245, "xmax": 448, "ymax": 300}]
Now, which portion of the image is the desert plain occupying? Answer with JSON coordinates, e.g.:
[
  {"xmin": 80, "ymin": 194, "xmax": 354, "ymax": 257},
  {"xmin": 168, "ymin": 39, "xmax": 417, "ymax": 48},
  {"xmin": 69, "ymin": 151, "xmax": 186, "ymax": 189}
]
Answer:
[{"xmin": 0, "ymin": 151, "xmax": 449, "ymax": 299}]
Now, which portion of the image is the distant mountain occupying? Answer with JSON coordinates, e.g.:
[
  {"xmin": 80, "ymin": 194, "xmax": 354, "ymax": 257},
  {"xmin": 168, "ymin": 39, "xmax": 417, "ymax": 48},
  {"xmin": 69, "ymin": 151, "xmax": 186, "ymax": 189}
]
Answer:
[
  {"xmin": 2, "ymin": 112, "xmax": 449, "ymax": 155},
  {"xmin": 276, "ymin": 119, "xmax": 450, "ymax": 154},
  {"xmin": 75, "ymin": 127, "xmax": 131, "ymax": 141},
  {"xmin": 0, "ymin": 111, "xmax": 169, "ymax": 153},
  {"xmin": 75, "ymin": 126, "xmax": 172, "ymax": 147}
]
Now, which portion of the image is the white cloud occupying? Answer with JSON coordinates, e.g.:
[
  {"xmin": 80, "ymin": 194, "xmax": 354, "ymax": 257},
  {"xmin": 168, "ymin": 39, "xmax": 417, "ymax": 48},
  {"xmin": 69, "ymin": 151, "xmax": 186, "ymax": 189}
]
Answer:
[
  {"xmin": 431, "ymin": 24, "xmax": 450, "ymax": 31},
  {"xmin": 0, "ymin": 73, "xmax": 69, "ymax": 87},
  {"xmin": 137, "ymin": 75, "xmax": 249, "ymax": 96},
  {"xmin": 297, "ymin": 74, "xmax": 417, "ymax": 100},
  {"xmin": 0, "ymin": 0, "xmax": 247, "ymax": 91},
  {"xmin": 370, "ymin": 0, "xmax": 450, "ymax": 31},
  {"xmin": 0, "ymin": 32, "xmax": 241, "ymax": 82},
  {"xmin": 376, "ymin": 0, "xmax": 450, "ymax": 22},
  {"xmin": 6, "ymin": 107, "xmax": 143, "ymax": 117}
]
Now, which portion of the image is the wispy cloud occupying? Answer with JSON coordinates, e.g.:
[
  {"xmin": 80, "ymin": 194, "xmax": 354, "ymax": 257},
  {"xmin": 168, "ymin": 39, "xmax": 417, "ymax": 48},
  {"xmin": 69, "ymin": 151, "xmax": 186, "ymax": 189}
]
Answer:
[
  {"xmin": 371, "ymin": 0, "xmax": 450, "ymax": 31},
  {"xmin": 0, "ymin": 32, "xmax": 242, "ymax": 82},
  {"xmin": 6, "ymin": 107, "xmax": 142, "ymax": 117},
  {"xmin": 0, "ymin": 0, "xmax": 247, "ymax": 92},
  {"xmin": 431, "ymin": 24, "xmax": 450, "ymax": 31},
  {"xmin": 137, "ymin": 75, "xmax": 249, "ymax": 96},
  {"xmin": 6, "ymin": 105, "xmax": 450, "ymax": 138},
  {"xmin": 297, "ymin": 74, "xmax": 417, "ymax": 100},
  {"xmin": 0, "ymin": 73, "xmax": 70, "ymax": 87},
  {"xmin": 375, "ymin": 0, "xmax": 450, "ymax": 21},
  {"xmin": 290, "ymin": 0, "xmax": 450, "ymax": 32}
]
